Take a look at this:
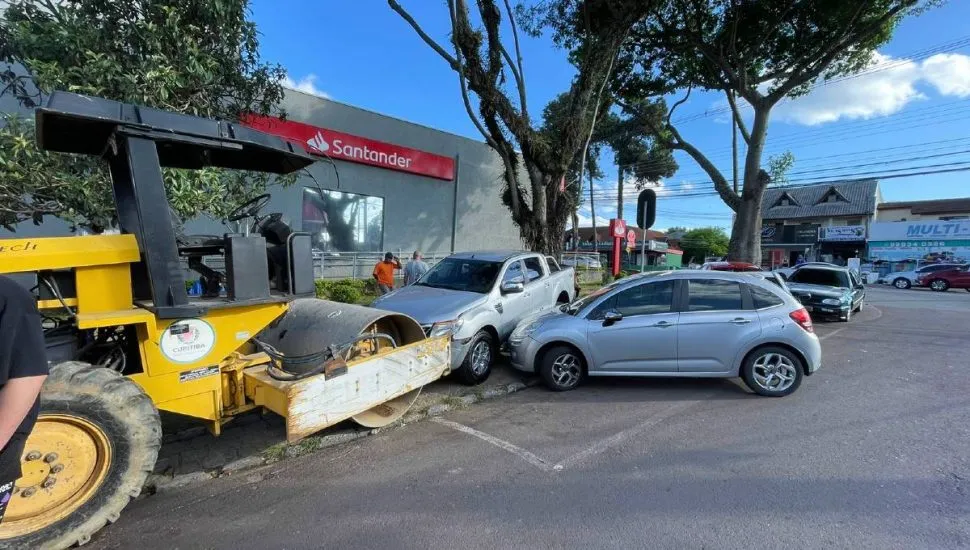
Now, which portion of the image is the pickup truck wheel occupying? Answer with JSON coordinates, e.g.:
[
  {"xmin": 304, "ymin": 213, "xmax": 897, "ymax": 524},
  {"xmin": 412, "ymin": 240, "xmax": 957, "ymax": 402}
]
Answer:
[
  {"xmin": 539, "ymin": 346, "xmax": 585, "ymax": 392},
  {"xmin": 455, "ymin": 331, "xmax": 494, "ymax": 385}
]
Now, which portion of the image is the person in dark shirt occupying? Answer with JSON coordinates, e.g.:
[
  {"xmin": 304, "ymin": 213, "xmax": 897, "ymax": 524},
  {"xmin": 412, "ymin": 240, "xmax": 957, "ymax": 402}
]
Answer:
[{"xmin": 0, "ymin": 275, "xmax": 49, "ymax": 525}]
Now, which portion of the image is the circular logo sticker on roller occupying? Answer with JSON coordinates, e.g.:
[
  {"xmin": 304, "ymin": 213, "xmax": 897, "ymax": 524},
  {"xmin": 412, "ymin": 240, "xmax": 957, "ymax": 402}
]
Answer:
[{"xmin": 160, "ymin": 319, "xmax": 216, "ymax": 363}]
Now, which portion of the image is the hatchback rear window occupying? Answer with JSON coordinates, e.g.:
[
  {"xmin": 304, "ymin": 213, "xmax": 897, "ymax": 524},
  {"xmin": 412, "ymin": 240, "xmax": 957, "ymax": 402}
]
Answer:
[{"xmin": 687, "ymin": 279, "xmax": 743, "ymax": 312}]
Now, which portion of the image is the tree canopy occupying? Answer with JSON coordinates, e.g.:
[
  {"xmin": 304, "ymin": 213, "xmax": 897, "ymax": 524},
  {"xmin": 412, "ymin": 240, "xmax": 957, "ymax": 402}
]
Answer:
[
  {"xmin": 533, "ymin": 0, "xmax": 937, "ymax": 262},
  {"xmin": 679, "ymin": 226, "xmax": 729, "ymax": 264},
  {"xmin": 0, "ymin": 0, "xmax": 289, "ymax": 232}
]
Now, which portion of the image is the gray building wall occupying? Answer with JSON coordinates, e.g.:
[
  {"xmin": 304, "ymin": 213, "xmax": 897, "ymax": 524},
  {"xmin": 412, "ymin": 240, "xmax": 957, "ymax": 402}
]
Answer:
[{"xmin": 3, "ymin": 87, "xmax": 524, "ymax": 253}]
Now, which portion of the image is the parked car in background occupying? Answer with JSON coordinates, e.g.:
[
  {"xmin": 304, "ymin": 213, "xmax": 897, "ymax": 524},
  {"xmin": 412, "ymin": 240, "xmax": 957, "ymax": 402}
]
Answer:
[
  {"xmin": 882, "ymin": 263, "xmax": 967, "ymax": 289},
  {"xmin": 774, "ymin": 262, "xmax": 837, "ymax": 279},
  {"xmin": 700, "ymin": 261, "xmax": 761, "ymax": 272},
  {"xmin": 372, "ymin": 251, "xmax": 576, "ymax": 384},
  {"xmin": 918, "ymin": 264, "xmax": 970, "ymax": 292},
  {"xmin": 509, "ymin": 270, "xmax": 821, "ymax": 397},
  {"xmin": 560, "ymin": 254, "xmax": 603, "ymax": 269},
  {"xmin": 785, "ymin": 265, "xmax": 866, "ymax": 322}
]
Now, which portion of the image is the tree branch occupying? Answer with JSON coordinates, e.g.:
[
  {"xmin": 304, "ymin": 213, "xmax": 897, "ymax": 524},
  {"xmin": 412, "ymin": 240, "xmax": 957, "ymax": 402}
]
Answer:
[
  {"xmin": 666, "ymin": 85, "xmax": 692, "ymax": 127},
  {"xmin": 387, "ymin": 0, "xmax": 459, "ymax": 70},
  {"xmin": 767, "ymin": 2, "xmax": 913, "ymax": 103},
  {"xmin": 447, "ymin": 0, "xmax": 495, "ymax": 149},
  {"xmin": 724, "ymin": 89, "xmax": 751, "ymax": 144},
  {"xmin": 502, "ymin": 0, "xmax": 528, "ymax": 119}
]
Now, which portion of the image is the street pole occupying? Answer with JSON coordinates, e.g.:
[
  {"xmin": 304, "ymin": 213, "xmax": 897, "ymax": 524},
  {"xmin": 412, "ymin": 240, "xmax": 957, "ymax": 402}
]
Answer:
[{"xmin": 640, "ymin": 211, "xmax": 647, "ymax": 273}]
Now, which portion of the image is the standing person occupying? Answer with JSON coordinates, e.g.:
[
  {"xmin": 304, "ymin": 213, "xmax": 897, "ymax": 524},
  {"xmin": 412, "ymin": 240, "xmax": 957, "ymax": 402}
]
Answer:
[
  {"xmin": 0, "ymin": 276, "xmax": 49, "ymax": 525},
  {"xmin": 403, "ymin": 251, "xmax": 430, "ymax": 286},
  {"xmin": 373, "ymin": 252, "xmax": 402, "ymax": 295}
]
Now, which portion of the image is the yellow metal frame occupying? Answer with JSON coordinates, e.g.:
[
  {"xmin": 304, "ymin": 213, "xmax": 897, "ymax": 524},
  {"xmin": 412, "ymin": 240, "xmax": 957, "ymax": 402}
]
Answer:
[{"xmin": 2, "ymin": 234, "xmax": 286, "ymax": 434}]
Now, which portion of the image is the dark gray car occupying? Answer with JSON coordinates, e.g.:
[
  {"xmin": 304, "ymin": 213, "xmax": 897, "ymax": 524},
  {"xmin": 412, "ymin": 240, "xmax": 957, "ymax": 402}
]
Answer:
[
  {"xmin": 786, "ymin": 265, "xmax": 866, "ymax": 322},
  {"xmin": 509, "ymin": 270, "xmax": 821, "ymax": 396}
]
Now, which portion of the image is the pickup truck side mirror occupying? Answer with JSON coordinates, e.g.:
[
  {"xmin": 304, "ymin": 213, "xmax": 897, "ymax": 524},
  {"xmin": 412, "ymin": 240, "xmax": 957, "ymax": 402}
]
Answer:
[
  {"xmin": 603, "ymin": 310, "xmax": 623, "ymax": 325},
  {"xmin": 501, "ymin": 281, "xmax": 525, "ymax": 294}
]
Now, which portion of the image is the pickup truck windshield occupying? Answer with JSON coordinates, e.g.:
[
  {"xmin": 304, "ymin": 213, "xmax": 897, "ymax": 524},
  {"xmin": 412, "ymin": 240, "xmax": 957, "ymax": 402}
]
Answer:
[{"xmin": 417, "ymin": 258, "xmax": 502, "ymax": 293}]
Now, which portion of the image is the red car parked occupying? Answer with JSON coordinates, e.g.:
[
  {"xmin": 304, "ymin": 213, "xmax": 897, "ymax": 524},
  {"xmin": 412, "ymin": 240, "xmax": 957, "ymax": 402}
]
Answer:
[
  {"xmin": 918, "ymin": 264, "xmax": 970, "ymax": 292},
  {"xmin": 700, "ymin": 261, "xmax": 762, "ymax": 272}
]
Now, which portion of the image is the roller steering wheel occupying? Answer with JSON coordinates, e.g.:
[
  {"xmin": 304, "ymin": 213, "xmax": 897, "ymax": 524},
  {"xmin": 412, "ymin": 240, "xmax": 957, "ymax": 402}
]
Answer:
[{"xmin": 227, "ymin": 193, "xmax": 271, "ymax": 223}]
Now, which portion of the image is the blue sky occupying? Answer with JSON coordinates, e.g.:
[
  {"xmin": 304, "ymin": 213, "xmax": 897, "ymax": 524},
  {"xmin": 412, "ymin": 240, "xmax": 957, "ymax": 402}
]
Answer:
[{"xmin": 250, "ymin": 1, "xmax": 970, "ymax": 232}]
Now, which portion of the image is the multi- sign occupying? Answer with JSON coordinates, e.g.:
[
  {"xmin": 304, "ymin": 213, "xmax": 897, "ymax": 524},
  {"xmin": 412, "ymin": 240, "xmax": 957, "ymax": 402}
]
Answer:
[
  {"xmin": 869, "ymin": 220, "xmax": 970, "ymax": 241},
  {"xmin": 243, "ymin": 114, "xmax": 456, "ymax": 181}
]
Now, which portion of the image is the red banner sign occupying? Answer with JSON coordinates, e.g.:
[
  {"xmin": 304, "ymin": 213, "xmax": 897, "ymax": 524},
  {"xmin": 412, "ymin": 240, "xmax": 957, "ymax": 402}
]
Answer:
[{"xmin": 243, "ymin": 114, "xmax": 456, "ymax": 181}]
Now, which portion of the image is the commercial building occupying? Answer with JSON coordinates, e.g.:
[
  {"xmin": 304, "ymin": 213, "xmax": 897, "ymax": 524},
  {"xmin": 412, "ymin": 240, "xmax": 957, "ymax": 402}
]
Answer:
[
  {"xmin": 3, "ymin": 89, "xmax": 524, "ymax": 256},
  {"xmin": 760, "ymin": 180, "xmax": 881, "ymax": 268},
  {"xmin": 876, "ymin": 197, "xmax": 970, "ymax": 222}
]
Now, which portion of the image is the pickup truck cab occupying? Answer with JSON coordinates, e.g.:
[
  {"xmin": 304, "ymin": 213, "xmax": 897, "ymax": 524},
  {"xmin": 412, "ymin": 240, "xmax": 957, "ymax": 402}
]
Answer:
[{"xmin": 372, "ymin": 251, "xmax": 576, "ymax": 384}]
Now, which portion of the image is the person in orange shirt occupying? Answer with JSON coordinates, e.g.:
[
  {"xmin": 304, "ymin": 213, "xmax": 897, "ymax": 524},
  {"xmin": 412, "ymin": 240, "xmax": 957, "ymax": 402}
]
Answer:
[{"xmin": 373, "ymin": 252, "xmax": 402, "ymax": 295}]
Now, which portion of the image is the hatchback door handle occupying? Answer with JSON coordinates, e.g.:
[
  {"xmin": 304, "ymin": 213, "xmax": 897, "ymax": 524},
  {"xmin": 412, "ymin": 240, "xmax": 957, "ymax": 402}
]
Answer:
[
  {"xmin": 730, "ymin": 318, "xmax": 752, "ymax": 324},
  {"xmin": 653, "ymin": 321, "xmax": 675, "ymax": 328}
]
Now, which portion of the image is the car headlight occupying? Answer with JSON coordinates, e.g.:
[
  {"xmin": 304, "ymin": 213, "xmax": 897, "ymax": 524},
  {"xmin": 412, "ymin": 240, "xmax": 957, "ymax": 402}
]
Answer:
[
  {"xmin": 511, "ymin": 319, "xmax": 542, "ymax": 341},
  {"xmin": 821, "ymin": 298, "xmax": 841, "ymax": 306},
  {"xmin": 429, "ymin": 319, "xmax": 464, "ymax": 338}
]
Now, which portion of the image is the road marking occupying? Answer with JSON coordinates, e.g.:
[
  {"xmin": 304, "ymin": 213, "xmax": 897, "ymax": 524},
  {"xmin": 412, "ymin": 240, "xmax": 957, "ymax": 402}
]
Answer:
[
  {"xmin": 431, "ymin": 417, "xmax": 554, "ymax": 472},
  {"xmin": 818, "ymin": 305, "xmax": 882, "ymax": 341},
  {"xmin": 554, "ymin": 398, "xmax": 709, "ymax": 470}
]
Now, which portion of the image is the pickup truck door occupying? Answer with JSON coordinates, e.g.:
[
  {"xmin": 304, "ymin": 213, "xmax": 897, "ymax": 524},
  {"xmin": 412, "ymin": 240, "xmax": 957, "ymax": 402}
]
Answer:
[
  {"xmin": 495, "ymin": 259, "xmax": 532, "ymax": 339},
  {"xmin": 522, "ymin": 255, "xmax": 553, "ymax": 312}
]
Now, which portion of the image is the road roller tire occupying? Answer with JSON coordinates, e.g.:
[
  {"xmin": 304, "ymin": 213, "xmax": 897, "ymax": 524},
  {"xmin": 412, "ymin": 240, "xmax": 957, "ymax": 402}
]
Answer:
[{"xmin": 0, "ymin": 362, "xmax": 161, "ymax": 550}]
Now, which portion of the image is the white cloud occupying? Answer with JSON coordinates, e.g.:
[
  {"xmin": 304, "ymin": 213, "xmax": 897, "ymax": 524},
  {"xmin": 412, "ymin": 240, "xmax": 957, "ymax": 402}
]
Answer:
[
  {"xmin": 574, "ymin": 211, "xmax": 611, "ymax": 228},
  {"xmin": 640, "ymin": 179, "xmax": 694, "ymax": 198},
  {"xmin": 772, "ymin": 52, "xmax": 925, "ymax": 125},
  {"xmin": 282, "ymin": 74, "xmax": 329, "ymax": 99},
  {"xmin": 921, "ymin": 53, "xmax": 970, "ymax": 97},
  {"xmin": 716, "ymin": 51, "xmax": 970, "ymax": 127}
]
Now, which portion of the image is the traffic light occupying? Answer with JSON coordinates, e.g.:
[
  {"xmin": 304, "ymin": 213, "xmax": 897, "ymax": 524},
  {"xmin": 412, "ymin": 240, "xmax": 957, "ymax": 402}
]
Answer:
[{"xmin": 636, "ymin": 189, "xmax": 656, "ymax": 230}]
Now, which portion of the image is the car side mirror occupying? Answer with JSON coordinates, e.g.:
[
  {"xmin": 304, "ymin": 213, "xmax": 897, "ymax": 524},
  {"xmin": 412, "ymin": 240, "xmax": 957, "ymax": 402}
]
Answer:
[
  {"xmin": 855, "ymin": 283, "xmax": 865, "ymax": 290},
  {"xmin": 501, "ymin": 281, "xmax": 525, "ymax": 294},
  {"xmin": 603, "ymin": 310, "xmax": 623, "ymax": 325}
]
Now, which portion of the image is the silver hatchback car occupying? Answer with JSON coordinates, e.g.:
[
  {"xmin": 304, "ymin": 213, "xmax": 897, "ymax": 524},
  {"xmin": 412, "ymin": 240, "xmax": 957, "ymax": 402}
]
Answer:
[{"xmin": 509, "ymin": 270, "xmax": 821, "ymax": 397}]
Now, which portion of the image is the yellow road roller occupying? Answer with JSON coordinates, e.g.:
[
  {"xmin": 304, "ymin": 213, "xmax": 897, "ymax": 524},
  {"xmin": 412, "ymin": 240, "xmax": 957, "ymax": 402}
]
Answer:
[{"xmin": 0, "ymin": 92, "xmax": 450, "ymax": 549}]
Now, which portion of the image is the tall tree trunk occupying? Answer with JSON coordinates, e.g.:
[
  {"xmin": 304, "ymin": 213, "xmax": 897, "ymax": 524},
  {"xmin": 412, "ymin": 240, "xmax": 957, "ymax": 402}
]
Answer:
[
  {"xmin": 588, "ymin": 168, "xmax": 597, "ymax": 253},
  {"xmin": 616, "ymin": 166, "xmax": 624, "ymax": 220},
  {"xmin": 727, "ymin": 106, "xmax": 771, "ymax": 264},
  {"xmin": 571, "ymin": 176, "xmax": 581, "ymax": 251}
]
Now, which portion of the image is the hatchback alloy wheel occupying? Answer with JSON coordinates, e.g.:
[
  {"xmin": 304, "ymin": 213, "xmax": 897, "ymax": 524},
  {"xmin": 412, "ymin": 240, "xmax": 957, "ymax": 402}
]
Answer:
[
  {"xmin": 741, "ymin": 346, "xmax": 804, "ymax": 397},
  {"xmin": 539, "ymin": 345, "xmax": 585, "ymax": 392}
]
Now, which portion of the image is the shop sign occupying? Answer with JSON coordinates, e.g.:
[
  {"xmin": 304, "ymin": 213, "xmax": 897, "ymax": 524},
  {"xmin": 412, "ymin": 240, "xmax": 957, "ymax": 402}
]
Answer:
[
  {"xmin": 793, "ymin": 224, "xmax": 820, "ymax": 243},
  {"xmin": 869, "ymin": 220, "xmax": 970, "ymax": 241},
  {"xmin": 626, "ymin": 230, "xmax": 637, "ymax": 248},
  {"xmin": 243, "ymin": 114, "xmax": 456, "ymax": 181},
  {"xmin": 819, "ymin": 225, "xmax": 866, "ymax": 241},
  {"xmin": 868, "ymin": 239, "xmax": 970, "ymax": 263},
  {"xmin": 648, "ymin": 240, "xmax": 669, "ymax": 252},
  {"xmin": 761, "ymin": 224, "xmax": 780, "ymax": 244}
]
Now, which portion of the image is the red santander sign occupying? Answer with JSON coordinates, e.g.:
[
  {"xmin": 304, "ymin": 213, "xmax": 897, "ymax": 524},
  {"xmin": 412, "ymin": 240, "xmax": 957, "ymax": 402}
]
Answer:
[{"xmin": 242, "ymin": 114, "xmax": 455, "ymax": 181}]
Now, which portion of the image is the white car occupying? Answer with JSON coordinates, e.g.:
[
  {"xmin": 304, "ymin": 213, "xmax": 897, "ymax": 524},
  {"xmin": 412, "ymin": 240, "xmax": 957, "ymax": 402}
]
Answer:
[
  {"xmin": 882, "ymin": 263, "xmax": 967, "ymax": 289},
  {"xmin": 560, "ymin": 255, "xmax": 603, "ymax": 269}
]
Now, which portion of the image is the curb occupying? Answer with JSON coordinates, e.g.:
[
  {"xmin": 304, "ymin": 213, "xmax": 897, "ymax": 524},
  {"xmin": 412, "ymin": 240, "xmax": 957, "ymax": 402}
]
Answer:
[{"xmin": 144, "ymin": 379, "xmax": 534, "ymax": 494}]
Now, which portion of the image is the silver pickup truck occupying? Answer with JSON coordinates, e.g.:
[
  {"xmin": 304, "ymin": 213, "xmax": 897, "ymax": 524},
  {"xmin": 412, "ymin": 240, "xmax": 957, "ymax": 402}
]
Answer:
[{"xmin": 372, "ymin": 251, "xmax": 576, "ymax": 384}]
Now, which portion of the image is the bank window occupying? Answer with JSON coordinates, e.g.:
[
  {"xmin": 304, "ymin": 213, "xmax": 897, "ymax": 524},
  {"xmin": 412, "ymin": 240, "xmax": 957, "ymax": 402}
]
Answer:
[
  {"xmin": 301, "ymin": 188, "xmax": 384, "ymax": 252},
  {"xmin": 687, "ymin": 279, "xmax": 743, "ymax": 312},
  {"xmin": 523, "ymin": 256, "xmax": 544, "ymax": 282}
]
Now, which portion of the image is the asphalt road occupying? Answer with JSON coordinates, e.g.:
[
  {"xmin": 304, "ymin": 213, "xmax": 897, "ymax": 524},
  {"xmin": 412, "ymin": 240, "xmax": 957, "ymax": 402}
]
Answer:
[{"xmin": 94, "ymin": 286, "xmax": 970, "ymax": 550}]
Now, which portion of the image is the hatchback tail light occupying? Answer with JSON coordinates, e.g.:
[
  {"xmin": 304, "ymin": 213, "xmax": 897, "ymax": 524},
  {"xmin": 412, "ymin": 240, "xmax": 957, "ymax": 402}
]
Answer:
[{"xmin": 789, "ymin": 307, "xmax": 814, "ymax": 333}]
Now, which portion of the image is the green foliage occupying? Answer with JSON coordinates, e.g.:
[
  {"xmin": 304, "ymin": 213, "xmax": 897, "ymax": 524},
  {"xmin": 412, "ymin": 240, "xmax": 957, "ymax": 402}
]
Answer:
[
  {"xmin": 767, "ymin": 152, "xmax": 796, "ymax": 187},
  {"xmin": 680, "ymin": 227, "xmax": 730, "ymax": 264},
  {"xmin": 0, "ymin": 0, "xmax": 291, "ymax": 231},
  {"xmin": 315, "ymin": 279, "xmax": 368, "ymax": 304}
]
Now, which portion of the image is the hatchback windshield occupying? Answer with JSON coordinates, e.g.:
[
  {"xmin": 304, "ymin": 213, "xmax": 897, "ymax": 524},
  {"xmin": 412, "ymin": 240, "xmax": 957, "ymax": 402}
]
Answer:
[
  {"xmin": 416, "ymin": 258, "xmax": 502, "ymax": 293},
  {"xmin": 789, "ymin": 268, "xmax": 850, "ymax": 288}
]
